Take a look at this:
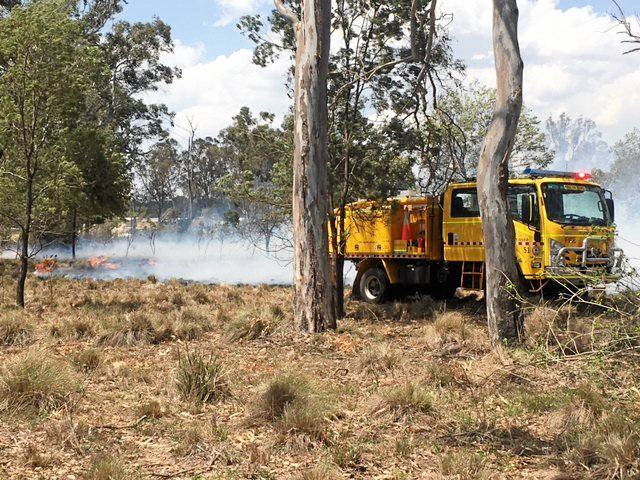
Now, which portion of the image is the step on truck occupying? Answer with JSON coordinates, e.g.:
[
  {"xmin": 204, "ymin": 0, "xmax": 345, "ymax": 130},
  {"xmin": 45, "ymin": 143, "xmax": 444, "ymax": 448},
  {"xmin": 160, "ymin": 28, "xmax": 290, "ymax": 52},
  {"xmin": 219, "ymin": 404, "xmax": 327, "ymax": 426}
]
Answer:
[{"xmin": 336, "ymin": 169, "xmax": 624, "ymax": 303}]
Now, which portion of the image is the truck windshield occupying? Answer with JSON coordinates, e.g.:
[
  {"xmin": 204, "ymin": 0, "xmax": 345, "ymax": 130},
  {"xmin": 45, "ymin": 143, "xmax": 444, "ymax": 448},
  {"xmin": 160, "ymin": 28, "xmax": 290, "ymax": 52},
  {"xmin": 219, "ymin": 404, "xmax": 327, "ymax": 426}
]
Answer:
[{"xmin": 542, "ymin": 183, "xmax": 610, "ymax": 226}]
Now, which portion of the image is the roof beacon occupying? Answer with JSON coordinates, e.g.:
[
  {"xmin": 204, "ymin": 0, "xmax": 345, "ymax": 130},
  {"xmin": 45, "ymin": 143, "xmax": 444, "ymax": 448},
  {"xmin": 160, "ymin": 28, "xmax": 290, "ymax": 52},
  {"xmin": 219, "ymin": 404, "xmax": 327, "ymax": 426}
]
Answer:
[{"xmin": 522, "ymin": 168, "xmax": 592, "ymax": 180}]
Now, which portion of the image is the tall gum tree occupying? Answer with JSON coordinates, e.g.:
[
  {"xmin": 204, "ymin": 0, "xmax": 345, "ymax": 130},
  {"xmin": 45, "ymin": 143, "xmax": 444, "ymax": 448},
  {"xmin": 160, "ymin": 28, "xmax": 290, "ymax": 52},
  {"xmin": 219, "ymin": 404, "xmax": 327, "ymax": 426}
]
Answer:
[
  {"xmin": 476, "ymin": 0, "xmax": 525, "ymax": 343},
  {"xmin": 275, "ymin": 0, "xmax": 336, "ymax": 332}
]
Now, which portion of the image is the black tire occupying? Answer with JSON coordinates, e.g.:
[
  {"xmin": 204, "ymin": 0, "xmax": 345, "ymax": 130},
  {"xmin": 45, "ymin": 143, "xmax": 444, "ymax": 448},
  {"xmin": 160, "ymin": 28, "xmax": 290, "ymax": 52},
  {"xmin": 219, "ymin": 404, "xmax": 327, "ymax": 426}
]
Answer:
[{"xmin": 359, "ymin": 268, "xmax": 389, "ymax": 304}]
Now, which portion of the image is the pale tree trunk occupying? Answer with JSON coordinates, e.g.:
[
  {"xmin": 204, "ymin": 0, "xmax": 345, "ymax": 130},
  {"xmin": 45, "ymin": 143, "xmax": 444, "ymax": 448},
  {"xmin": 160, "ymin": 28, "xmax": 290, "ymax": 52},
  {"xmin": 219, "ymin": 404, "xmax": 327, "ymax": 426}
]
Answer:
[
  {"xmin": 275, "ymin": 0, "xmax": 336, "ymax": 332},
  {"xmin": 477, "ymin": 0, "xmax": 524, "ymax": 343}
]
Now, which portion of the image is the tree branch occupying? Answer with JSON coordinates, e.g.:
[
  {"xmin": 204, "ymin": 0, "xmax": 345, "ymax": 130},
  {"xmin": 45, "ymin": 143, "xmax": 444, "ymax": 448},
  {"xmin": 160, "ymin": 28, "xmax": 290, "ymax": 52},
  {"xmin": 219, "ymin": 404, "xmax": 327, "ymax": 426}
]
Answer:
[
  {"xmin": 611, "ymin": 0, "xmax": 640, "ymax": 54},
  {"xmin": 274, "ymin": 0, "xmax": 299, "ymax": 26}
]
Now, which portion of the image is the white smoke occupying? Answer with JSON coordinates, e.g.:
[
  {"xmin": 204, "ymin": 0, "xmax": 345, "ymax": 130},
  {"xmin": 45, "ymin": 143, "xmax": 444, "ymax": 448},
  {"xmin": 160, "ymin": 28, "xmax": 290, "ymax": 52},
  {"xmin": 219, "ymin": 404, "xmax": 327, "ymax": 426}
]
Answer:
[
  {"xmin": 41, "ymin": 235, "xmax": 295, "ymax": 284},
  {"xmin": 30, "ymin": 233, "xmax": 357, "ymax": 286},
  {"xmin": 616, "ymin": 209, "xmax": 640, "ymax": 274}
]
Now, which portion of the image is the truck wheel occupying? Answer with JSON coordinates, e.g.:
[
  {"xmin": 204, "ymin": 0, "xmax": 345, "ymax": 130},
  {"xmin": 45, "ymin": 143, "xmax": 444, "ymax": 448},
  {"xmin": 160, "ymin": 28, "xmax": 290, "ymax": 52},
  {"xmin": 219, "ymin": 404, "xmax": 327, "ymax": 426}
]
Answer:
[{"xmin": 359, "ymin": 268, "xmax": 389, "ymax": 304}]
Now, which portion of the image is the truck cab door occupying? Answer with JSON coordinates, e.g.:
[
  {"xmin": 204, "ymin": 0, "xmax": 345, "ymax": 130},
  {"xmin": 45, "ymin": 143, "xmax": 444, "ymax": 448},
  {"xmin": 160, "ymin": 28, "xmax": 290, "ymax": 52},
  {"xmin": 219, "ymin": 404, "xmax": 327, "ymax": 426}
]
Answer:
[
  {"xmin": 508, "ymin": 185, "xmax": 543, "ymax": 278},
  {"xmin": 443, "ymin": 187, "xmax": 484, "ymax": 262}
]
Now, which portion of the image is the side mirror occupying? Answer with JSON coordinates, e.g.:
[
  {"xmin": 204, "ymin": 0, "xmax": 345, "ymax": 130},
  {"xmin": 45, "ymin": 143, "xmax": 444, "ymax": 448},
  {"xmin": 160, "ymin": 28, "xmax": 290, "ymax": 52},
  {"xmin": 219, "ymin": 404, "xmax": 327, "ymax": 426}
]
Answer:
[
  {"xmin": 605, "ymin": 198, "xmax": 615, "ymax": 223},
  {"xmin": 520, "ymin": 194, "xmax": 535, "ymax": 225}
]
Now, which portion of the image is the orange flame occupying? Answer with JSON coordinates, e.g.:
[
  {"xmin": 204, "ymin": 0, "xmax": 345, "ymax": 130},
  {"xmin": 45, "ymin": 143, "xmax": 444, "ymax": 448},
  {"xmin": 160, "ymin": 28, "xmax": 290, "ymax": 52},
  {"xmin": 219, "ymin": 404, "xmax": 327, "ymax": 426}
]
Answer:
[{"xmin": 35, "ymin": 258, "xmax": 57, "ymax": 274}]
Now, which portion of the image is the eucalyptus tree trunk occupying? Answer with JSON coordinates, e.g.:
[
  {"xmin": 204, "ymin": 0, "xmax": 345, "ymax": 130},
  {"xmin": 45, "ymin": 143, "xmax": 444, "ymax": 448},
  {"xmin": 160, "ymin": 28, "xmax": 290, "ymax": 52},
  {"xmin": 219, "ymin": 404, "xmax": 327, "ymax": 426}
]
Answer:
[
  {"xmin": 477, "ymin": 0, "xmax": 524, "ymax": 343},
  {"xmin": 275, "ymin": 0, "xmax": 336, "ymax": 332}
]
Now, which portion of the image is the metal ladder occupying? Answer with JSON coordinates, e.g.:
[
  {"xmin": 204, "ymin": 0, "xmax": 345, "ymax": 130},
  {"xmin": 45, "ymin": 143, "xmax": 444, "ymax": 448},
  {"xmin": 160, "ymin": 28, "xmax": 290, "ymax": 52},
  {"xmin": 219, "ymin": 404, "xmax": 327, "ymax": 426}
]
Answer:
[{"xmin": 461, "ymin": 262, "xmax": 485, "ymax": 290}]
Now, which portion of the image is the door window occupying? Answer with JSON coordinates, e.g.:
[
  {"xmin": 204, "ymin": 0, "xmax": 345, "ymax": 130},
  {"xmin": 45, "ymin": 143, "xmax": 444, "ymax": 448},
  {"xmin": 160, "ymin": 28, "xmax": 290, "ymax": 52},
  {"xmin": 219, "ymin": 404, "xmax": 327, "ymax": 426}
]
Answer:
[
  {"xmin": 451, "ymin": 189, "xmax": 480, "ymax": 218},
  {"xmin": 508, "ymin": 185, "xmax": 539, "ymax": 226}
]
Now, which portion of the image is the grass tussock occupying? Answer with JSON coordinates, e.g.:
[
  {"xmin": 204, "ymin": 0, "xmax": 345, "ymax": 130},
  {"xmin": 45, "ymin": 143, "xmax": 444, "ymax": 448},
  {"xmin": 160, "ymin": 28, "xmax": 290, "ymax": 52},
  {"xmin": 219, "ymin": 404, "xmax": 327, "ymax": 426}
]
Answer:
[
  {"xmin": 136, "ymin": 399, "xmax": 164, "ymax": 419},
  {"xmin": 71, "ymin": 348, "xmax": 102, "ymax": 372},
  {"xmin": 97, "ymin": 313, "xmax": 156, "ymax": 347},
  {"xmin": 438, "ymin": 450, "xmax": 490, "ymax": 479},
  {"xmin": 172, "ymin": 418, "xmax": 228, "ymax": 456},
  {"xmin": 224, "ymin": 305, "xmax": 285, "ymax": 341},
  {"xmin": 376, "ymin": 382, "xmax": 434, "ymax": 417},
  {"xmin": 0, "ymin": 314, "xmax": 33, "ymax": 346},
  {"xmin": 434, "ymin": 311, "xmax": 471, "ymax": 343},
  {"xmin": 251, "ymin": 373, "xmax": 331, "ymax": 440},
  {"xmin": 422, "ymin": 360, "xmax": 466, "ymax": 388},
  {"xmin": 66, "ymin": 317, "xmax": 97, "ymax": 339},
  {"xmin": 563, "ymin": 413, "xmax": 640, "ymax": 478},
  {"xmin": 357, "ymin": 343, "xmax": 401, "ymax": 374},
  {"xmin": 525, "ymin": 305, "xmax": 594, "ymax": 354},
  {"xmin": 83, "ymin": 455, "xmax": 128, "ymax": 480},
  {"xmin": 175, "ymin": 351, "xmax": 229, "ymax": 404},
  {"xmin": 0, "ymin": 349, "xmax": 80, "ymax": 414},
  {"xmin": 300, "ymin": 464, "xmax": 340, "ymax": 480}
]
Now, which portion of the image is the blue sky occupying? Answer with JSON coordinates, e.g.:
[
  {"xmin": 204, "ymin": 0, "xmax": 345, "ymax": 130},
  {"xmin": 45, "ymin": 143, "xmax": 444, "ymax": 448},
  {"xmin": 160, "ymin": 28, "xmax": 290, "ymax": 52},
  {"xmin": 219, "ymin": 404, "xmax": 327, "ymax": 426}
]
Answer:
[
  {"xmin": 118, "ymin": 0, "xmax": 638, "ymax": 61},
  {"xmin": 126, "ymin": 0, "xmax": 640, "ymax": 145}
]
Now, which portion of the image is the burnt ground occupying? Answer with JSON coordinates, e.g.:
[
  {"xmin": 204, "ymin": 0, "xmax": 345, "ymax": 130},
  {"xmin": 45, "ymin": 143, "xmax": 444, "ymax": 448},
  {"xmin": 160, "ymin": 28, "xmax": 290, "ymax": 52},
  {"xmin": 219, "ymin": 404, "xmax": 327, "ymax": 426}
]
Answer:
[{"xmin": 0, "ymin": 269, "xmax": 639, "ymax": 479}]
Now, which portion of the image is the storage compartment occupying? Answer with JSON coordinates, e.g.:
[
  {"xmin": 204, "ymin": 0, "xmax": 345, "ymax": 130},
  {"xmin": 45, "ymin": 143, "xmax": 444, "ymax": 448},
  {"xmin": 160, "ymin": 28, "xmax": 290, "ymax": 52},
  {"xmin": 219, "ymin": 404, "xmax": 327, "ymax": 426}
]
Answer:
[{"xmin": 336, "ymin": 196, "xmax": 443, "ymax": 260}]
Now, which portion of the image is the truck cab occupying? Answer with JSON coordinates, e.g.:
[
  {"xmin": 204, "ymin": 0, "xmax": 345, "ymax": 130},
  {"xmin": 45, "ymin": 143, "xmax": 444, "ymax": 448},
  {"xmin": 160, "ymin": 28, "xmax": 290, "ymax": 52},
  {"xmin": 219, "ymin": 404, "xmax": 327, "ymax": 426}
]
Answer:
[
  {"xmin": 443, "ymin": 169, "xmax": 623, "ymax": 285},
  {"xmin": 340, "ymin": 169, "xmax": 624, "ymax": 303}
]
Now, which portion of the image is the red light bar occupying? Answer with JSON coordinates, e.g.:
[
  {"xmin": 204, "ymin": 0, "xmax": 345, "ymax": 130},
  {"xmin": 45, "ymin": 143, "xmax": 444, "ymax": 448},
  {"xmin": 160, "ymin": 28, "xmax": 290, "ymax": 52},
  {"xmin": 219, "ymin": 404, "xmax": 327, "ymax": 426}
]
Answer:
[
  {"xmin": 522, "ymin": 168, "xmax": 593, "ymax": 180},
  {"xmin": 574, "ymin": 171, "xmax": 591, "ymax": 180}
]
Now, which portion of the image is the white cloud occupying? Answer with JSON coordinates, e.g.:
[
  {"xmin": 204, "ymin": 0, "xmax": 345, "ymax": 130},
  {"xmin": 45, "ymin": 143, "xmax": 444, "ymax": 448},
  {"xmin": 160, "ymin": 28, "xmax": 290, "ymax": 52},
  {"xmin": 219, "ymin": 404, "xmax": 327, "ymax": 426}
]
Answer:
[
  {"xmin": 151, "ymin": 1, "xmax": 640, "ymax": 147},
  {"xmin": 444, "ymin": 0, "xmax": 640, "ymax": 142},
  {"xmin": 213, "ymin": 0, "xmax": 269, "ymax": 27},
  {"xmin": 144, "ymin": 44, "xmax": 290, "ymax": 143}
]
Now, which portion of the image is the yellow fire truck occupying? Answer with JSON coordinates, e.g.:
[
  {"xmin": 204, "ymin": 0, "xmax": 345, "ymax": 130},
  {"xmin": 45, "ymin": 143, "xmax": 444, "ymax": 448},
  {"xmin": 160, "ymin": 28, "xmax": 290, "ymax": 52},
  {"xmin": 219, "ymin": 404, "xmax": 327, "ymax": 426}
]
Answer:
[{"xmin": 341, "ymin": 169, "xmax": 624, "ymax": 303}]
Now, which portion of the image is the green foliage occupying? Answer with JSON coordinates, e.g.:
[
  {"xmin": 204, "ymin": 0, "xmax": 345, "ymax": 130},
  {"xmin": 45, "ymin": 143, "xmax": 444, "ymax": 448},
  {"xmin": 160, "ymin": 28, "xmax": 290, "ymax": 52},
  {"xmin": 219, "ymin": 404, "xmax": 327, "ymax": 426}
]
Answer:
[
  {"xmin": 101, "ymin": 17, "xmax": 180, "ymax": 164},
  {"xmin": 421, "ymin": 83, "xmax": 554, "ymax": 190},
  {"xmin": 137, "ymin": 139, "xmax": 180, "ymax": 220},
  {"xmin": 0, "ymin": 0, "xmax": 102, "ymax": 241},
  {"xmin": 216, "ymin": 108, "xmax": 292, "ymax": 246}
]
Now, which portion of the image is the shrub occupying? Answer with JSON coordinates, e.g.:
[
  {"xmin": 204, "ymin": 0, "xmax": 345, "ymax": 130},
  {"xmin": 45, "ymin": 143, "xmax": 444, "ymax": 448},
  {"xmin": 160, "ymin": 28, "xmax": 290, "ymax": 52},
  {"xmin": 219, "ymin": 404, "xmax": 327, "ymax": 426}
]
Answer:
[
  {"xmin": 175, "ymin": 351, "xmax": 229, "ymax": 404},
  {"xmin": 1, "ymin": 350, "xmax": 80, "ymax": 413},
  {"xmin": 0, "ymin": 315, "xmax": 33, "ymax": 346}
]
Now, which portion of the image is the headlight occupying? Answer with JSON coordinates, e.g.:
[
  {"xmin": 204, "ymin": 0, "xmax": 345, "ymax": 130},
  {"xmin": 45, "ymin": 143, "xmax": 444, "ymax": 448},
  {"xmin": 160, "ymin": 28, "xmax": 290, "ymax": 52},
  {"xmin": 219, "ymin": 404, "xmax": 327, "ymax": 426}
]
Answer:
[{"xmin": 549, "ymin": 239, "xmax": 564, "ymax": 263}]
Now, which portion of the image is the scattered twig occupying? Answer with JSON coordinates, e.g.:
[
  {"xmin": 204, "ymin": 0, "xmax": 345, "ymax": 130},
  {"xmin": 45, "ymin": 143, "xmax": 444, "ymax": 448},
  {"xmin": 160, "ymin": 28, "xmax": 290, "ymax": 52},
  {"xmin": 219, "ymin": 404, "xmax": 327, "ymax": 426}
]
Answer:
[{"xmin": 95, "ymin": 415, "xmax": 148, "ymax": 430}]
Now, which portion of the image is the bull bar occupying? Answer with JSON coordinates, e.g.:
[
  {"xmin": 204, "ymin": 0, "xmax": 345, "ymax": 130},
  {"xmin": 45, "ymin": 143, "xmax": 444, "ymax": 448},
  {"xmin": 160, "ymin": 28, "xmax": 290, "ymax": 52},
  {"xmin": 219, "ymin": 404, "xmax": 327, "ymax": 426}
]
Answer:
[{"xmin": 551, "ymin": 236, "xmax": 624, "ymax": 272}]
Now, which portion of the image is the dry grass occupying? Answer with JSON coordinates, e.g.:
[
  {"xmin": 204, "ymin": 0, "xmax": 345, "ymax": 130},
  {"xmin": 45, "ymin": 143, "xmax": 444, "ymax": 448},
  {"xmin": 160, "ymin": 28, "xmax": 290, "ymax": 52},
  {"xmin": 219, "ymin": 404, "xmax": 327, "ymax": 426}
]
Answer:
[
  {"xmin": 0, "ymin": 349, "xmax": 80, "ymax": 414},
  {"xmin": 357, "ymin": 343, "xmax": 401, "ymax": 374},
  {"xmin": 83, "ymin": 455, "xmax": 129, "ymax": 480},
  {"xmin": 251, "ymin": 373, "xmax": 331, "ymax": 441},
  {"xmin": 224, "ymin": 305, "xmax": 285, "ymax": 341},
  {"xmin": 434, "ymin": 311, "xmax": 471, "ymax": 343},
  {"xmin": 0, "ymin": 314, "xmax": 33, "ymax": 346},
  {"xmin": 0, "ymin": 271, "xmax": 638, "ymax": 479},
  {"xmin": 71, "ymin": 348, "xmax": 102, "ymax": 372},
  {"xmin": 376, "ymin": 382, "xmax": 435, "ymax": 417},
  {"xmin": 97, "ymin": 313, "xmax": 157, "ymax": 347},
  {"xmin": 175, "ymin": 351, "xmax": 229, "ymax": 404}
]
